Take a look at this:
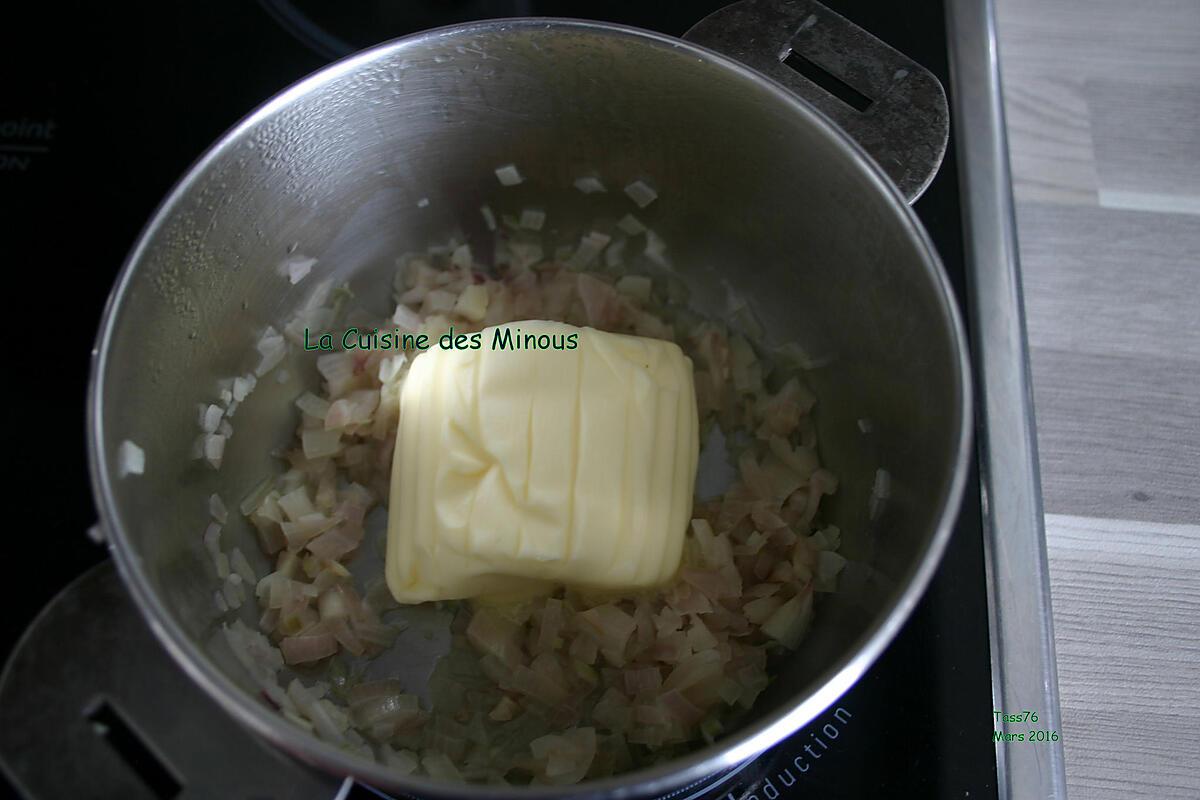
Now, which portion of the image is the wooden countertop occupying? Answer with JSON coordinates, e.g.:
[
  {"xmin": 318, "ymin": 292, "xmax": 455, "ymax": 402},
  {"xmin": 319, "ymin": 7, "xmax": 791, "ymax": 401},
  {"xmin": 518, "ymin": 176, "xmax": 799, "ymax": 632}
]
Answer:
[{"xmin": 995, "ymin": 0, "xmax": 1200, "ymax": 796}]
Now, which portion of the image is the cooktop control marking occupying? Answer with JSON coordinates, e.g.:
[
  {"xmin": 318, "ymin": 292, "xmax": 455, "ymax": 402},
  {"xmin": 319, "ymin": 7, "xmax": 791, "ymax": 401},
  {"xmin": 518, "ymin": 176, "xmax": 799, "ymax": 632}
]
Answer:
[{"xmin": 0, "ymin": 117, "xmax": 55, "ymax": 172}]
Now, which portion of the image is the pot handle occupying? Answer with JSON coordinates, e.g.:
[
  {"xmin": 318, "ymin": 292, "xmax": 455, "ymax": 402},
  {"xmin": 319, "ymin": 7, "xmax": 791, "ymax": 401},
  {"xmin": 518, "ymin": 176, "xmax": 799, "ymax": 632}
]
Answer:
[{"xmin": 684, "ymin": 0, "xmax": 949, "ymax": 204}]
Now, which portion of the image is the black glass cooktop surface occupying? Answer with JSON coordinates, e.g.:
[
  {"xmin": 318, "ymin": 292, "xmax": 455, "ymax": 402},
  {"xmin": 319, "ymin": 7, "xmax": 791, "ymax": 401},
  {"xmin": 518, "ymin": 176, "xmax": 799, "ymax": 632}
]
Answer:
[{"xmin": 0, "ymin": 2, "xmax": 996, "ymax": 798}]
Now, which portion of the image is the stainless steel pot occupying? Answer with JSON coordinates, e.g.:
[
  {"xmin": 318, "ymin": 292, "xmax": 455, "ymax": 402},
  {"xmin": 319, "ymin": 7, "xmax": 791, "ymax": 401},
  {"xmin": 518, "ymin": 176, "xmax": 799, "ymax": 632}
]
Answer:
[{"xmin": 88, "ymin": 2, "xmax": 970, "ymax": 796}]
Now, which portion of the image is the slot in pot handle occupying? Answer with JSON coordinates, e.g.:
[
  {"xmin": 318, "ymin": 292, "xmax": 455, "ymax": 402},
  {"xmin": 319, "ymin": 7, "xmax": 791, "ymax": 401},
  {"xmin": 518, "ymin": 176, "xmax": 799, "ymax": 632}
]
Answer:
[{"xmin": 684, "ymin": 0, "xmax": 949, "ymax": 204}]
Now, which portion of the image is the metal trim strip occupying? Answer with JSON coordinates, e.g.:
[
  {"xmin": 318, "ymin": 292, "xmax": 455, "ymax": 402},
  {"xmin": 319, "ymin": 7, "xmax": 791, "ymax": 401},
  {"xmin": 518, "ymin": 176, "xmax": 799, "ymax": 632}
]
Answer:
[{"xmin": 944, "ymin": 1, "xmax": 1069, "ymax": 796}]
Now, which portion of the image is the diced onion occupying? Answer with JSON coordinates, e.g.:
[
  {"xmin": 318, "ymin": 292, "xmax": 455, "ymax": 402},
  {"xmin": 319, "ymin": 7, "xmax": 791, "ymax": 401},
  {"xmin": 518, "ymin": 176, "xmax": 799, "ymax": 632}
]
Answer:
[
  {"xmin": 279, "ymin": 256, "xmax": 317, "ymax": 285},
  {"xmin": 116, "ymin": 440, "xmax": 145, "ymax": 478},
  {"xmin": 760, "ymin": 591, "xmax": 813, "ymax": 648},
  {"xmin": 301, "ymin": 429, "xmax": 341, "ymax": 459},
  {"xmin": 530, "ymin": 727, "xmax": 596, "ymax": 785},
  {"xmin": 316, "ymin": 352, "xmax": 355, "ymax": 397},
  {"xmin": 623, "ymin": 180, "xmax": 658, "ymax": 208},
  {"xmin": 295, "ymin": 392, "xmax": 331, "ymax": 420},
  {"xmin": 231, "ymin": 547, "xmax": 257, "ymax": 585},
  {"xmin": 869, "ymin": 468, "xmax": 891, "ymax": 520},
  {"xmin": 467, "ymin": 608, "xmax": 523, "ymax": 667},
  {"xmin": 280, "ymin": 632, "xmax": 337, "ymax": 664},
  {"xmin": 451, "ymin": 244, "xmax": 473, "ymax": 270},
  {"xmin": 573, "ymin": 176, "xmax": 606, "ymax": 194},
  {"xmin": 615, "ymin": 275, "xmax": 652, "ymax": 303},
  {"xmin": 392, "ymin": 303, "xmax": 422, "ymax": 332},
  {"xmin": 233, "ymin": 374, "xmax": 257, "ymax": 402},
  {"xmin": 215, "ymin": 221, "xmax": 847, "ymax": 783},
  {"xmin": 255, "ymin": 326, "xmax": 287, "ymax": 377},
  {"xmin": 221, "ymin": 619, "xmax": 285, "ymax": 699},
  {"xmin": 381, "ymin": 747, "xmax": 420, "ymax": 775},
  {"xmin": 222, "ymin": 573, "xmax": 244, "ymax": 609},
  {"xmin": 454, "ymin": 284, "xmax": 489, "ymax": 322},
  {"xmin": 616, "ymin": 213, "xmax": 646, "ymax": 235},
  {"xmin": 644, "ymin": 229, "xmax": 668, "ymax": 265},
  {"xmin": 489, "ymin": 697, "xmax": 518, "ymax": 722},
  {"xmin": 519, "ymin": 208, "xmax": 546, "ymax": 231},
  {"xmin": 815, "ymin": 551, "xmax": 847, "ymax": 592},
  {"xmin": 662, "ymin": 650, "xmax": 722, "ymax": 693},
  {"xmin": 510, "ymin": 240, "xmax": 545, "ymax": 270},
  {"xmin": 480, "ymin": 205, "xmax": 497, "ymax": 231},
  {"xmin": 422, "ymin": 751, "xmax": 462, "ymax": 781},
  {"xmin": 378, "ymin": 354, "xmax": 408, "ymax": 384},
  {"xmin": 203, "ymin": 434, "xmax": 226, "ymax": 469},
  {"xmin": 577, "ymin": 605, "xmax": 636, "ymax": 667},
  {"xmin": 565, "ymin": 231, "xmax": 611, "ymax": 271},
  {"xmin": 422, "ymin": 289, "xmax": 458, "ymax": 315},
  {"xmin": 201, "ymin": 404, "xmax": 224, "ymax": 433},
  {"xmin": 494, "ymin": 164, "xmax": 524, "ymax": 186}
]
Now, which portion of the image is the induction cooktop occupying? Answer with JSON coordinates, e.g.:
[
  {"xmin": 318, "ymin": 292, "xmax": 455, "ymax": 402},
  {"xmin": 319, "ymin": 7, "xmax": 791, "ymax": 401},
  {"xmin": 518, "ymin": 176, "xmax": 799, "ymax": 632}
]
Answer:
[{"xmin": 0, "ymin": 2, "xmax": 1064, "ymax": 798}]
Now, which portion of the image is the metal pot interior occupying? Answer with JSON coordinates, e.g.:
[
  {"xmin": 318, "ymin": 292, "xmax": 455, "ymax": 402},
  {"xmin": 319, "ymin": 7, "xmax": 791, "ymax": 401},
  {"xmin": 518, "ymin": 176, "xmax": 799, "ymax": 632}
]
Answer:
[{"xmin": 90, "ymin": 20, "xmax": 968, "ymax": 795}]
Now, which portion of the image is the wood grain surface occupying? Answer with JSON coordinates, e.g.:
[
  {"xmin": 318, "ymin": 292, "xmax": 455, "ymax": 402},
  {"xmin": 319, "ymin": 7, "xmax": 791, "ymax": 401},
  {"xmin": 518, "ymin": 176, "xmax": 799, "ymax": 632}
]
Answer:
[
  {"xmin": 1045, "ymin": 515, "xmax": 1200, "ymax": 799},
  {"xmin": 995, "ymin": 0, "xmax": 1200, "ymax": 796}
]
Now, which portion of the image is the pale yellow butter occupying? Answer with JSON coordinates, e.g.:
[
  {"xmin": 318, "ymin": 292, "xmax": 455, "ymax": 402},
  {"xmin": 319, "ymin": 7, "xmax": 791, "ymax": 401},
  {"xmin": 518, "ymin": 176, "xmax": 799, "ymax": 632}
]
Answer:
[{"xmin": 386, "ymin": 320, "xmax": 698, "ymax": 603}]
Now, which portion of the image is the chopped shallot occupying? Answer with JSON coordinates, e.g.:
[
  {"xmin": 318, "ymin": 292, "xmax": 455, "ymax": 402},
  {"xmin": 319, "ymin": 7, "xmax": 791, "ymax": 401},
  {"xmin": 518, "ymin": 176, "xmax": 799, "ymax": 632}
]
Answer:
[
  {"xmin": 215, "ymin": 220, "xmax": 847, "ymax": 785},
  {"xmin": 480, "ymin": 205, "xmax": 497, "ymax": 231},
  {"xmin": 494, "ymin": 164, "xmax": 524, "ymax": 186},
  {"xmin": 530, "ymin": 727, "xmax": 596, "ymax": 785},
  {"xmin": 255, "ymin": 326, "xmax": 287, "ymax": 377},
  {"xmin": 565, "ymin": 231, "xmax": 612, "ymax": 271},
  {"xmin": 623, "ymin": 180, "xmax": 658, "ymax": 208},
  {"xmin": 869, "ymin": 468, "xmax": 891, "ymax": 520},
  {"xmin": 573, "ymin": 176, "xmax": 606, "ymax": 194},
  {"xmin": 117, "ymin": 440, "xmax": 145, "ymax": 478},
  {"xmin": 761, "ymin": 591, "xmax": 814, "ymax": 648},
  {"xmin": 281, "ymin": 632, "xmax": 338, "ymax": 664},
  {"xmin": 280, "ymin": 256, "xmax": 317, "ymax": 285},
  {"xmin": 577, "ymin": 605, "xmax": 636, "ymax": 666},
  {"xmin": 519, "ymin": 208, "xmax": 546, "ymax": 230},
  {"xmin": 208, "ymin": 493, "xmax": 228, "ymax": 523},
  {"xmin": 616, "ymin": 213, "xmax": 646, "ymax": 236}
]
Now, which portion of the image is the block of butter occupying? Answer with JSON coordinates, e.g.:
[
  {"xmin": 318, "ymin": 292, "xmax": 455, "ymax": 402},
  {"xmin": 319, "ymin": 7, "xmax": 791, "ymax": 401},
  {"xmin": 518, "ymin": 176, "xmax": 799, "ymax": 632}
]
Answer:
[{"xmin": 386, "ymin": 320, "xmax": 698, "ymax": 603}]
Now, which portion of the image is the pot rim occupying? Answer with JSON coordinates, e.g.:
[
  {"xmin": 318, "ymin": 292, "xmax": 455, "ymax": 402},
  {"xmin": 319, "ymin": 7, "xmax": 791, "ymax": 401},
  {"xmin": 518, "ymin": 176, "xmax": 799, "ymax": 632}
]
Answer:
[{"xmin": 87, "ymin": 16, "xmax": 972, "ymax": 798}]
